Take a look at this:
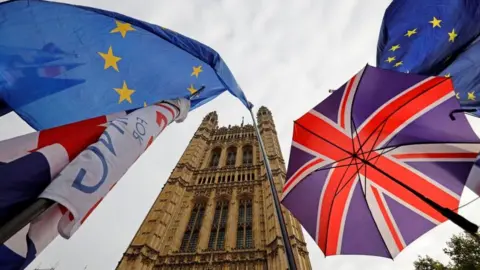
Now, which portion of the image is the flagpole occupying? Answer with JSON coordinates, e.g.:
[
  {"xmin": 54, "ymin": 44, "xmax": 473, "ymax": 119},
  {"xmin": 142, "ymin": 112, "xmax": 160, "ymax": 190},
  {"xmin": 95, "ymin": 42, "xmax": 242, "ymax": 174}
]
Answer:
[
  {"xmin": 248, "ymin": 107, "xmax": 297, "ymax": 270},
  {"xmin": 0, "ymin": 198, "xmax": 55, "ymax": 244}
]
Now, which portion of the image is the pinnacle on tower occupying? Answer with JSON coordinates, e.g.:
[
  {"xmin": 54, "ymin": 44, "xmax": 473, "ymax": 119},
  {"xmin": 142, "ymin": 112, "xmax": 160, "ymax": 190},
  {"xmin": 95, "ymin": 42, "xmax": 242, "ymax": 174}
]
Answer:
[
  {"xmin": 256, "ymin": 106, "xmax": 275, "ymax": 127},
  {"xmin": 257, "ymin": 106, "xmax": 271, "ymax": 117},
  {"xmin": 203, "ymin": 111, "xmax": 218, "ymax": 125}
]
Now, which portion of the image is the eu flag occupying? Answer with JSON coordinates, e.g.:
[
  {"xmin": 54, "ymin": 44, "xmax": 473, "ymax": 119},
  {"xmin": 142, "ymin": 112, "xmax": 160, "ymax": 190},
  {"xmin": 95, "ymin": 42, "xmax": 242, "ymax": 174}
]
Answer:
[
  {"xmin": 377, "ymin": 0, "xmax": 480, "ymax": 74},
  {"xmin": 0, "ymin": 0, "xmax": 248, "ymax": 130},
  {"xmin": 376, "ymin": 0, "xmax": 480, "ymax": 117},
  {"xmin": 439, "ymin": 36, "xmax": 480, "ymax": 117}
]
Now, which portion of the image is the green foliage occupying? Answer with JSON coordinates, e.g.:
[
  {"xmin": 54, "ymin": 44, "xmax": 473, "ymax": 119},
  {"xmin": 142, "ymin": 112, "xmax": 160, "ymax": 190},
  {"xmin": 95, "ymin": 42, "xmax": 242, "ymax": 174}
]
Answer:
[{"xmin": 413, "ymin": 233, "xmax": 480, "ymax": 270}]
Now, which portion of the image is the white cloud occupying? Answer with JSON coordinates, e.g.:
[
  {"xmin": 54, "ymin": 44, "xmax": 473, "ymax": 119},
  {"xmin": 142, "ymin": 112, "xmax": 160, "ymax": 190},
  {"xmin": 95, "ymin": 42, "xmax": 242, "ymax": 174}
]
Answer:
[{"xmin": 1, "ymin": 0, "xmax": 479, "ymax": 269}]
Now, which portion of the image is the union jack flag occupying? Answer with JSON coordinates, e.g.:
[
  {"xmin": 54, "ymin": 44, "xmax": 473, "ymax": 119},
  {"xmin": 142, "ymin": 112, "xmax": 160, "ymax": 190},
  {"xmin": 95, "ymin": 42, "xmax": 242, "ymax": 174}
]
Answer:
[
  {"xmin": 0, "ymin": 100, "xmax": 186, "ymax": 270},
  {"xmin": 281, "ymin": 65, "xmax": 480, "ymax": 258}
]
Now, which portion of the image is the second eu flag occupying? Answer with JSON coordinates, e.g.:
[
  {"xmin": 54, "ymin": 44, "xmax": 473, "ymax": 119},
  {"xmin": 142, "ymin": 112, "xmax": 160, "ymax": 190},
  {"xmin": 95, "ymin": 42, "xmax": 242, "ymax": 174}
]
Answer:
[
  {"xmin": 376, "ymin": 0, "xmax": 480, "ymax": 75},
  {"xmin": 0, "ymin": 0, "xmax": 248, "ymax": 130}
]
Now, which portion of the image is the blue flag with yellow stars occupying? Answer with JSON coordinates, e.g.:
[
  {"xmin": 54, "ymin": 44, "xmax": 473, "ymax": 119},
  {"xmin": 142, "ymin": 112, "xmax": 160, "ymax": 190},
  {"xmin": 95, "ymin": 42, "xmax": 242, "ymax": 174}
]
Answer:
[
  {"xmin": 0, "ymin": 0, "xmax": 249, "ymax": 130},
  {"xmin": 376, "ymin": 0, "xmax": 480, "ymax": 117},
  {"xmin": 439, "ymin": 36, "xmax": 480, "ymax": 116},
  {"xmin": 377, "ymin": 0, "xmax": 480, "ymax": 74}
]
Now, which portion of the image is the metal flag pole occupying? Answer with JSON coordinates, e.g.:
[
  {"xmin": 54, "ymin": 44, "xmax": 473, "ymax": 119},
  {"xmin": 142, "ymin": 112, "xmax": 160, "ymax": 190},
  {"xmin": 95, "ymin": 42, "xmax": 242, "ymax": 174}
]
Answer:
[
  {"xmin": 0, "ymin": 198, "xmax": 55, "ymax": 244},
  {"xmin": 248, "ymin": 107, "xmax": 297, "ymax": 270},
  {"xmin": 0, "ymin": 88, "xmax": 208, "ymax": 245}
]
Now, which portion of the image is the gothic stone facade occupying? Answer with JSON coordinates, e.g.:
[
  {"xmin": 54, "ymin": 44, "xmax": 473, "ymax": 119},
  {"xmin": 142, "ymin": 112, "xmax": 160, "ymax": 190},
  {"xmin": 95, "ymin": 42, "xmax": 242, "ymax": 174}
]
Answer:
[{"xmin": 117, "ymin": 107, "xmax": 311, "ymax": 270}]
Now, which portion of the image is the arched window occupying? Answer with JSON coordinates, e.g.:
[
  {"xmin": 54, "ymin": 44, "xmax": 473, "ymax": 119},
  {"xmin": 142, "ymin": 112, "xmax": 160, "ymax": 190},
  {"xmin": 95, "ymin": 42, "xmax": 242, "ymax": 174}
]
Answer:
[
  {"xmin": 226, "ymin": 146, "xmax": 237, "ymax": 166},
  {"xmin": 242, "ymin": 145, "xmax": 253, "ymax": 165},
  {"xmin": 208, "ymin": 201, "xmax": 229, "ymax": 250},
  {"xmin": 236, "ymin": 199, "xmax": 253, "ymax": 249},
  {"xmin": 180, "ymin": 202, "xmax": 206, "ymax": 252},
  {"xmin": 210, "ymin": 148, "xmax": 221, "ymax": 167}
]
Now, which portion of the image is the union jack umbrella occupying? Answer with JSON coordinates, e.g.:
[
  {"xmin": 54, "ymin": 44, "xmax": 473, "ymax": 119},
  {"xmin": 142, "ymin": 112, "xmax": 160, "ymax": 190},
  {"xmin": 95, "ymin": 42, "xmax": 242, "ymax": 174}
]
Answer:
[{"xmin": 281, "ymin": 65, "xmax": 480, "ymax": 258}]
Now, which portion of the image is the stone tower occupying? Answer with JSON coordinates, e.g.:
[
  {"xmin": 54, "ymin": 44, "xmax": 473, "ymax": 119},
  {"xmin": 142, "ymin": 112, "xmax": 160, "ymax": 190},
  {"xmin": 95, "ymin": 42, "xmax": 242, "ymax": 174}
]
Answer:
[{"xmin": 117, "ymin": 107, "xmax": 311, "ymax": 270}]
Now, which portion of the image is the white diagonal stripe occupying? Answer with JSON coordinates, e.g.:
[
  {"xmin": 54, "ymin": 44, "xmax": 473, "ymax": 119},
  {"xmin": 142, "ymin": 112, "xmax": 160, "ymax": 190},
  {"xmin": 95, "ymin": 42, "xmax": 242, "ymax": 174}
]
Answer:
[
  {"xmin": 339, "ymin": 66, "xmax": 365, "ymax": 136},
  {"xmin": 309, "ymin": 109, "xmax": 350, "ymax": 137},
  {"xmin": 375, "ymin": 153, "xmax": 461, "ymax": 200},
  {"xmin": 356, "ymin": 77, "xmax": 436, "ymax": 136},
  {"xmin": 370, "ymin": 180, "xmax": 441, "ymax": 225},
  {"xmin": 364, "ymin": 181, "xmax": 401, "ymax": 258},
  {"xmin": 376, "ymin": 92, "xmax": 456, "ymax": 149},
  {"xmin": 336, "ymin": 177, "xmax": 360, "ymax": 255}
]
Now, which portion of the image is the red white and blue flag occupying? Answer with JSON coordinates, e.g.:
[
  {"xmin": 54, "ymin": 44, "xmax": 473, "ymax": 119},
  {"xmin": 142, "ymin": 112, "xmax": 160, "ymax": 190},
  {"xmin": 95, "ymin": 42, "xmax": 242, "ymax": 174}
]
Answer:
[{"xmin": 0, "ymin": 99, "xmax": 189, "ymax": 269}]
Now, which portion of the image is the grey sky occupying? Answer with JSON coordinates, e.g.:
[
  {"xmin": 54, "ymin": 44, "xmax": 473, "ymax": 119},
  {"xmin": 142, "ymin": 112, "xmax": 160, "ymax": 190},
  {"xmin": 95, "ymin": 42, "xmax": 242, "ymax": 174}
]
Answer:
[{"xmin": 0, "ymin": 0, "xmax": 479, "ymax": 269}]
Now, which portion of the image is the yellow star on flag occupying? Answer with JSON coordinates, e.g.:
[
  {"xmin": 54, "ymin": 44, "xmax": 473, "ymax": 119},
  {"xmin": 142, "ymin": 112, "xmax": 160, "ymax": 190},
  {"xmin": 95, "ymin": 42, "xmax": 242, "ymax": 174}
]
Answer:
[
  {"xmin": 468, "ymin": 92, "xmax": 476, "ymax": 101},
  {"xmin": 445, "ymin": 73, "xmax": 451, "ymax": 78},
  {"xmin": 405, "ymin": 28, "xmax": 417, "ymax": 37},
  {"xmin": 448, "ymin": 29, "xmax": 458, "ymax": 42},
  {"xmin": 114, "ymin": 81, "xmax": 135, "ymax": 104},
  {"xmin": 191, "ymin": 65, "xmax": 203, "ymax": 78},
  {"xmin": 394, "ymin": 61, "xmax": 403, "ymax": 67},
  {"xmin": 187, "ymin": 84, "xmax": 198, "ymax": 94},
  {"xmin": 389, "ymin": 44, "xmax": 400, "ymax": 52},
  {"xmin": 110, "ymin": 20, "xmax": 135, "ymax": 38},
  {"xmin": 385, "ymin": 56, "xmax": 396, "ymax": 63},
  {"xmin": 429, "ymin": 17, "xmax": 442, "ymax": 28},
  {"xmin": 456, "ymin": 92, "xmax": 460, "ymax": 99},
  {"xmin": 98, "ymin": 46, "xmax": 121, "ymax": 72}
]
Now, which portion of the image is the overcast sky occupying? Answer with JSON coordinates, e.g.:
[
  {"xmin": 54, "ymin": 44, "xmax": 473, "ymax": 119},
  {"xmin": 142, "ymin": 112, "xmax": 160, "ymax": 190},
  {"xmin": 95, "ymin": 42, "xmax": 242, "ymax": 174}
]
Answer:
[{"xmin": 1, "ymin": 0, "xmax": 480, "ymax": 269}]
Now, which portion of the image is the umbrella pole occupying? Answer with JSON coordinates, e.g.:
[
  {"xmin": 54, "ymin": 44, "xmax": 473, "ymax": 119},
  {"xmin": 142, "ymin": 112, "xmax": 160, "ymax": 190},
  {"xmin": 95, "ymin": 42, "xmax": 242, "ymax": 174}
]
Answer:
[
  {"xmin": 361, "ymin": 158, "xmax": 480, "ymax": 239},
  {"xmin": 249, "ymin": 108, "xmax": 297, "ymax": 270}
]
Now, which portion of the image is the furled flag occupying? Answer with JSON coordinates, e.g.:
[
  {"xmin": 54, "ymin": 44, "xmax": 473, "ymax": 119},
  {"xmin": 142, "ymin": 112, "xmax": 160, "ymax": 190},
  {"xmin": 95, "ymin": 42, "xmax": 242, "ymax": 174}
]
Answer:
[
  {"xmin": 0, "ymin": 98, "xmax": 190, "ymax": 269},
  {"xmin": 376, "ymin": 0, "xmax": 480, "ymax": 115},
  {"xmin": 0, "ymin": 0, "xmax": 249, "ymax": 130}
]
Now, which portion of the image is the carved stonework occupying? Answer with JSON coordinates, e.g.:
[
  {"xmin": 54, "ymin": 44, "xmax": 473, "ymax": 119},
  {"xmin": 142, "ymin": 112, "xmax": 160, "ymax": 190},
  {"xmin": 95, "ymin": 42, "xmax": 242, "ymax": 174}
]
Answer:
[
  {"xmin": 237, "ymin": 185, "xmax": 254, "ymax": 197},
  {"xmin": 116, "ymin": 108, "xmax": 312, "ymax": 270},
  {"xmin": 215, "ymin": 187, "xmax": 232, "ymax": 198}
]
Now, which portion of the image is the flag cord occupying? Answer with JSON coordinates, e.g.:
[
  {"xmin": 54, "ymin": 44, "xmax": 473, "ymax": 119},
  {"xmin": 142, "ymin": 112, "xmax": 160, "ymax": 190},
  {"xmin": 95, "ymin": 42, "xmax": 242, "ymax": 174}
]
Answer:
[
  {"xmin": 248, "ymin": 108, "xmax": 297, "ymax": 270},
  {"xmin": 361, "ymin": 158, "xmax": 480, "ymax": 242},
  {"xmin": 0, "ymin": 198, "xmax": 55, "ymax": 244}
]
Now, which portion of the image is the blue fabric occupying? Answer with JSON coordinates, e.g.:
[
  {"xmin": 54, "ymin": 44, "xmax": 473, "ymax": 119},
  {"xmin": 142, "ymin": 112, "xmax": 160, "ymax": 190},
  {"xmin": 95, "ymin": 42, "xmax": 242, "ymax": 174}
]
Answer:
[
  {"xmin": 439, "ymin": 37, "xmax": 480, "ymax": 116},
  {"xmin": 0, "ymin": 0, "xmax": 249, "ymax": 130},
  {"xmin": 376, "ymin": 0, "xmax": 480, "ymax": 117},
  {"xmin": 377, "ymin": 0, "xmax": 480, "ymax": 74},
  {"xmin": 0, "ymin": 244, "xmax": 26, "ymax": 270},
  {"xmin": 0, "ymin": 152, "xmax": 51, "ymax": 226}
]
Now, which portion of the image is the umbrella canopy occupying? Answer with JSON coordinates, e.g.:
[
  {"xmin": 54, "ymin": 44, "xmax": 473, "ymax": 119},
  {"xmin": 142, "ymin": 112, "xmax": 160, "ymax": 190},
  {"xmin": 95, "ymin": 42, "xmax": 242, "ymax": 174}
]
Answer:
[{"xmin": 281, "ymin": 65, "xmax": 480, "ymax": 258}]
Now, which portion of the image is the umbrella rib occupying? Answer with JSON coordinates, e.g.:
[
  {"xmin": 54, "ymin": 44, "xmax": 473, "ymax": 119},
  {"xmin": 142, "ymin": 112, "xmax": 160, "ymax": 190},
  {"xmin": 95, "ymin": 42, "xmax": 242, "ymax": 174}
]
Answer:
[
  {"xmin": 345, "ymin": 121, "xmax": 394, "ymax": 258},
  {"xmin": 350, "ymin": 111, "xmax": 393, "ymax": 161},
  {"xmin": 324, "ymin": 157, "xmax": 360, "ymax": 252},
  {"xmin": 350, "ymin": 118, "xmax": 368, "ymax": 194},
  {"xmin": 334, "ymin": 162, "xmax": 366, "ymax": 197},
  {"xmin": 333, "ymin": 158, "xmax": 362, "ymax": 196},
  {"xmin": 351, "ymin": 116, "xmax": 394, "ymax": 258},
  {"xmin": 305, "ymin": 156, "xmax": 362, "ymax": 178},
  {"xmin": 358, "ymin": 179, "xmax": 394, "ymax": 259},
  {"xmin": 349, "ymin": 77, "xmax": 448, "ymax": 154},
  {"xmin": 371, "ymin": 141, "xmax": 480, "ymax": 154},
  {"xmin": 359, "ymin": 119, "xmax": 390, "ymax": 161},
  {"xmin": 295, "ymin": 121, "xmax": 354, "ymax": 156}
]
